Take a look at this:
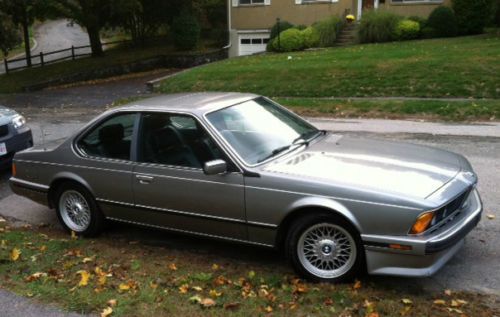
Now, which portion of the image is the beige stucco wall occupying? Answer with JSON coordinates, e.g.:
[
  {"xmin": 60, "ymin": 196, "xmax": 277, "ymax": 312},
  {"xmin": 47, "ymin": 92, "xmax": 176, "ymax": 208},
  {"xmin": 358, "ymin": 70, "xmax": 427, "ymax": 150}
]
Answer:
[
  {"xmin": 380, "ymin": 0, "xmax": 451, "ymax": 17},
  {"xmin": 231, "ymin": 1, "xmax": 354, "ymax": 30}
]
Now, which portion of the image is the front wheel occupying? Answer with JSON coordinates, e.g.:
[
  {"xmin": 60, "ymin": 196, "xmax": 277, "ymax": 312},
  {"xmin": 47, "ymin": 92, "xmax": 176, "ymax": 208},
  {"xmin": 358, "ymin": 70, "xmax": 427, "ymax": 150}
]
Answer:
[
  {"xmin": 55, "ymin": 182, "xmax": 105, "ymax": 237},
  {"xmin": 286, "ymin": 214, "xmax": 364, "ymax": 283}
]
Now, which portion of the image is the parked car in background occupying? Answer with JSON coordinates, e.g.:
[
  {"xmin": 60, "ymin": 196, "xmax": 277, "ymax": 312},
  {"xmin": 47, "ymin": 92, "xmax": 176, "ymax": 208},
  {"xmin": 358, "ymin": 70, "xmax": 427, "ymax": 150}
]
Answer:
[
  {"xmin": 9, "ymin": 93, "xmax": 482, "ymax": 282},
  {"xmin": 0, "ymin": 106, "xmax": 33, "ymax": 167}
]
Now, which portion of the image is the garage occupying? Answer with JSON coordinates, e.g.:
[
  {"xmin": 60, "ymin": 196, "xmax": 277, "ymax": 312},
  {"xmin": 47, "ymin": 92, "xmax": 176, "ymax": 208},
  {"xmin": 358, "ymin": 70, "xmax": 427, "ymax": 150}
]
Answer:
[{"xmin": 238, "ymin": 33, "xmax": 270, "ymax": 56}]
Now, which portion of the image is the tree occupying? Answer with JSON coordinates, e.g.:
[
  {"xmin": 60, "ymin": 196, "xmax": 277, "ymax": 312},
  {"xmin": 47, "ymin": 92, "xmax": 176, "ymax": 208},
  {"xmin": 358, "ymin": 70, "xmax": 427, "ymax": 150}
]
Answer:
[
  {"xmin": 49, "ymin": 0, "xmax": 112, "ymax": 56},
  {"xmin": 452, "ymin": 0, "xmax": 493, "ymax": 34},
  {"xmin": 0, "ymin": 11, "xmax": 21, "ymax": 58},
  {"xmin": 0, "ymin": 0, "xmax": 45, "ymax": 66}
]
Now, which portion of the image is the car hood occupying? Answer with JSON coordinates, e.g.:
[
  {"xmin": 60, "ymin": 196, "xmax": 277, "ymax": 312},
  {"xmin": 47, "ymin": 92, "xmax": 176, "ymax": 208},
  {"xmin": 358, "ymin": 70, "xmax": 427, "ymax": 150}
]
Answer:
[
  {"xmin": 0, "ymin": 106, "xmax": 18, "ymax": 126},
  {"xmin": 263, "ymin": 134, "xmax": 462, "ymax": 199}
]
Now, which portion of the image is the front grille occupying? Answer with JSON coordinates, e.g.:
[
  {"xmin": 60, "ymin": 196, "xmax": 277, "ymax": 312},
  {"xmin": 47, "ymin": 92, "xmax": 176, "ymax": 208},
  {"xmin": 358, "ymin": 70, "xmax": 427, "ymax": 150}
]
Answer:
[
  {"xmin": 431, "ymin": 187, "xmax": 472, "ymax": 227},
  {"xmin": 0, "ymin": 124, "xmax": 9, "ymax": 138}
]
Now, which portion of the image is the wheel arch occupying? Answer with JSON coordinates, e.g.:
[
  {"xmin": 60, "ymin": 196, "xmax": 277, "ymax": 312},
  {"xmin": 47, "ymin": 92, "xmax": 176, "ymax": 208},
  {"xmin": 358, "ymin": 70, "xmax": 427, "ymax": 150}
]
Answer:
[
  {"xmin": 275, "ymin": 197, "xmax": 362, "ymax": 250},
  {"xmin": 48, "ymin": 172, "xmax": 95, "ymax": 208}
]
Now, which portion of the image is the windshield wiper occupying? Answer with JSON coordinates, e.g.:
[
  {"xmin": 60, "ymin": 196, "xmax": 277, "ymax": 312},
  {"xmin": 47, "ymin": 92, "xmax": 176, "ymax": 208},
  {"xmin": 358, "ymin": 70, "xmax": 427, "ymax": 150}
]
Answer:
[
  {"xmin": 257, "ymin": 145, "xmax": 292, "ymax": 163},
  {"xmin": 292, "ymin": 130, "xmax": 322, "ymax": 145}
]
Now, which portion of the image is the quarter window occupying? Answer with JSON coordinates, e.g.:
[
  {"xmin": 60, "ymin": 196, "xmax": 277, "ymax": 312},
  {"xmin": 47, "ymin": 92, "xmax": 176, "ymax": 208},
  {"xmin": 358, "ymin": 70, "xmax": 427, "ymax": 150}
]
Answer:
[
  {"xmin": 78, "ymin": 113, "xmax": 136, "ymax": 160},
  {"xmin": 138, "ymin": 113, "xmax": 227, "ymax": 169}
]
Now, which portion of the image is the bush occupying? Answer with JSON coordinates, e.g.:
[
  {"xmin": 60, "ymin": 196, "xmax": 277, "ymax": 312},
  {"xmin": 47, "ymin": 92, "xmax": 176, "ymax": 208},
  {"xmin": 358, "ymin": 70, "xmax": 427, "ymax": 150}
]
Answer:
[
  {"xmin": 427, "ymin": 6, "xmax": 458, "ymax": 37},
  {"xmin": 358, "ymin": 11, "xmax": 401, "ymax": 43},
  {"xmin": 302, "ymin": 27, "xmax": 320, "ymax": 48},
  {"xmin": 394, "ymin": 19, "xmax": 420, "ymax": 40},
  {"xmin": 270, "ymin": 28, "xmax": 305, "ymax": 52},
  {"xmin": 407, "ymin": 15, "xmax": 427, "ymax": 29},
  {"xmin": 172, "ymin": 13, "xmax": 200, "ymax": 50},
  {"xmin": 313, "ymin": 16, "xmax": 343, "ymax": 47},
  {"xmin": 269, "ymin": 20, "xmax": 295, "ymax": 40},
  {"xmin": 420, "ymin": 26, "xmax": 436, "ymax": 39},
  {"xmin": 452, "ymin": 0, "xmax": 493, "ymax": 34}
]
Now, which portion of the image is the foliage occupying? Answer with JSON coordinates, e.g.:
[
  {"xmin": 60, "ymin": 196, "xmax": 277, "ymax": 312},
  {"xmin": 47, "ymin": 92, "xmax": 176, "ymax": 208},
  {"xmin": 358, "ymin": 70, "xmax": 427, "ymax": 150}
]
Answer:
[
  {"xmin": 302, "ymin": 26, "xmax": 320, "ymax": 48},
  {"xmin": 172, "ymin": 12, "xmax": 200, "ymax": 50},
  {"xmin": 270, "ymin": 28, "xmax": 305, "ymax": 52},
  {"xmin": 394, "ymin": 19, "xmax": 420, "ymax": 40},
  {"xmin": 358, "ymin": 11, "xmax": 401, "ymax": 43},
  {"xmin": 427, "ymin": 6, "xmax": 458, "ymax": 37},
  {"xmin": 0, "ymin": 11, "xmax": 21, "ymax": 57},
  {"xmin": 269, "ymin": 20, "xmax": 295, "ymax": 40},
  {"xmin": 313, "ymin": 16, "xmax": 342, "ymax": 47},
  {"xmin": 407, "ymin": 15, "xmax": 427, "ymax": 29},
  {"xmin": 452, "ymin": 0, "xmax": 493, "ymax": 34}
]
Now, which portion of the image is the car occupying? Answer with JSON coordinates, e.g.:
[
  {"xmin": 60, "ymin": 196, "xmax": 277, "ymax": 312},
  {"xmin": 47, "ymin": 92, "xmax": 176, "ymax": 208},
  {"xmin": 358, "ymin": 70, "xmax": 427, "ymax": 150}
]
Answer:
[
  {"xmin": 0, "ymin": 106, "xmax": 33, "ymax": 167},
  {"xmin": 9, "ymin": 93, "xmax": 482, "ymax": 282}
]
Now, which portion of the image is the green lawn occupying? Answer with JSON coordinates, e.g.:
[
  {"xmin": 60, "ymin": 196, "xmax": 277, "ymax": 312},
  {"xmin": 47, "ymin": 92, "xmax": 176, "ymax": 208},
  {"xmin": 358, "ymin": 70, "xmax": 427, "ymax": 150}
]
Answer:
[
  {"xmin": 277, "ymin": 98, "xmax": 500, "ymax": 121},
  {"xmin": 159, "ymin": 35, "xmax": 500, "ymax": 99},
  {"xmin": 0, "ymin": 227, "xmax": 497, "ymax": 317}
]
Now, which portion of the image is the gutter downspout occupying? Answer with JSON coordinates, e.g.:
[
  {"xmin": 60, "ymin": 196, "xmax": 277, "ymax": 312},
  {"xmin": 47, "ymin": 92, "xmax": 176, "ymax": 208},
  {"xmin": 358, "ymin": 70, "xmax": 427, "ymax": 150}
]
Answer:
[{"xmin": 223, "ymin": 0, "xmax": 232, "ymax": 50}]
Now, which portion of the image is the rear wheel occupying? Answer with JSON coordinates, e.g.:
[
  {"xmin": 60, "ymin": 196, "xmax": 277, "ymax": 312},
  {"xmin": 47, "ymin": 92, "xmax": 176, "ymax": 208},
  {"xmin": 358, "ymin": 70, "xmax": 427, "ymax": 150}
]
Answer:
[
  {"xmin": 55, "ymin": 182, "xmax": 105, "ymax": 237},
  {"xmin": 286, "ymin": 213, "xmax": 363, "ymax": 283}
]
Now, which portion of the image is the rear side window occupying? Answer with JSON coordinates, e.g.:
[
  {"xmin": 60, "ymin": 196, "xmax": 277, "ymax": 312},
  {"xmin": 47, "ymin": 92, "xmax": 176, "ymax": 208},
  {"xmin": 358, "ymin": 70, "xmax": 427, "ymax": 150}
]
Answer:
[{"xmin": 78, "ymin": 113, "xmax": 136, "ymax": 160}]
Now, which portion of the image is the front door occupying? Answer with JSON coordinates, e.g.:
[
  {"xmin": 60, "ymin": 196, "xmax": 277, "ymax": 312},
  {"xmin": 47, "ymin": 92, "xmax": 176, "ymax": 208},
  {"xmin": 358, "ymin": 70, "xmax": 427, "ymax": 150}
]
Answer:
[
  {"xmin": 131, "ymin": 112, "xmax": 247, "ymax": 240},
  {"xmin": 362, "ymin": 0, "xmax": 374, "ymax": 10}
]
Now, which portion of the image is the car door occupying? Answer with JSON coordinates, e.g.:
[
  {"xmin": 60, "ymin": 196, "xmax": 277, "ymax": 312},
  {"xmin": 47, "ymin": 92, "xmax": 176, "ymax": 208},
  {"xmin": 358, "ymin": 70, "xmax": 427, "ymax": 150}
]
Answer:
[
  {"xmin": 74, "ymin": 112, "xmax": 138, "ymax": 218},
  {"xmin": 130, "ymin": 112, "xmax": 247, "ymax": 240}
]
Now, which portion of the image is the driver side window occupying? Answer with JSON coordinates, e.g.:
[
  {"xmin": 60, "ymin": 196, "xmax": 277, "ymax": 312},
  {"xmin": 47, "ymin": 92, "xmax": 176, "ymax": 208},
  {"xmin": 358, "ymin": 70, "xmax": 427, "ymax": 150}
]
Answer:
[{"xmin": 138, "ymin": 113, "xmax": 226, "ymax": 169}]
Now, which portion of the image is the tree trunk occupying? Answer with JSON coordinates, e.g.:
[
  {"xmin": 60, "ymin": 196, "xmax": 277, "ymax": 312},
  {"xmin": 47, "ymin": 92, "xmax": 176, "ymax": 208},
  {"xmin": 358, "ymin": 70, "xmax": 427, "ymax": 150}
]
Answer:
[
  {"xmin": 87, "ymin": 26, "xmax": 103, "ymax": 57},
  {"xmin": 22, "ymin": 18, "xmax": 31, "ymax": 67}
]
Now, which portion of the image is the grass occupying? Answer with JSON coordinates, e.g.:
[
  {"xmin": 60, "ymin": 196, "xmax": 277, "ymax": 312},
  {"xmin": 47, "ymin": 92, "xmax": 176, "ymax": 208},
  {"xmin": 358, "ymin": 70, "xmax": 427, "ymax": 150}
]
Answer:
[
  {"xmin": 276, "ymin": 98, "xmax": 500, "ymax": 121},
  {"xmin": 159, "ymin": 35, "xmax": 500, "ymax": 99},
  {"xmin": 0, "ymin": 41, "xmax": 213, "ymax": 94},
  {"xmin": 0, "ymin": 226, "xmax": 498, "ymax": 316}
]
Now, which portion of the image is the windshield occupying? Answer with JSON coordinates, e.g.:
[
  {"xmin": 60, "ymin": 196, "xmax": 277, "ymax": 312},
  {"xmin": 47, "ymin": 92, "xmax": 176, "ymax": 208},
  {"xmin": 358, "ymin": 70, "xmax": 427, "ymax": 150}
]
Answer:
[{"xmin": 206, "ymin": 97, "xmax": 319, "ymax": 165}]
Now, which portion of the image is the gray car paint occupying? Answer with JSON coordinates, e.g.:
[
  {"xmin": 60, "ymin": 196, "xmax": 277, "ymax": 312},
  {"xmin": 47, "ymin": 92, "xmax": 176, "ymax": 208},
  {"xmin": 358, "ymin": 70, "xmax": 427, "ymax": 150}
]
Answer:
[{"xmin": 9, "ymin": 93, "xmax": 482, "ymax": 277}]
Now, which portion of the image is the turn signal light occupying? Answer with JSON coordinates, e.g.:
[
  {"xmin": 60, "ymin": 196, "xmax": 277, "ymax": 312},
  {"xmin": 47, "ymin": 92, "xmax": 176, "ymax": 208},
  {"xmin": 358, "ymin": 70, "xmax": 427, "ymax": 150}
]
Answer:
[
  {"xmin": 12, "ymin": 163, "xmax": 16, "ymax": 177},
  {"xmin": 410, "ymin": 211, "xmax": 434, "ymax": 234}
]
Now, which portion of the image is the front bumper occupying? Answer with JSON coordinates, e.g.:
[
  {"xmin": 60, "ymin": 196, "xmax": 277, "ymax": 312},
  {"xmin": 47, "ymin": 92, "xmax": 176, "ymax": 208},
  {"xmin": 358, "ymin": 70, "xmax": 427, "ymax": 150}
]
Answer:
[
  {"xmin": 362, "ymin": 189, "xmax": 482, "ymax": 277},
  {"xmin": 0, "ymin": 126, "xmax": 33, "ymax": 165}
]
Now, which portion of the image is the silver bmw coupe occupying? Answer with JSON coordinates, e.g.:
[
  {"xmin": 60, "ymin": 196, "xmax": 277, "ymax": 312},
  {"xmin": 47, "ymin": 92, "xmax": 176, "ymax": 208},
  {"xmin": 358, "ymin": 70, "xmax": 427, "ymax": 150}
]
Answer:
[{"xmin": 10, "ymin": 93, "xmax": 482, "ymax": 282}]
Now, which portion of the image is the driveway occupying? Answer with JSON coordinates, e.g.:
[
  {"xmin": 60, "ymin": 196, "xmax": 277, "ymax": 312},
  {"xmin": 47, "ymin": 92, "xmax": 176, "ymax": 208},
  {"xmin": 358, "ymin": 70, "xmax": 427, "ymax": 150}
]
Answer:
[{"xmin": 0, "ymin": 19, "xmax": 90, "ymax": 74}]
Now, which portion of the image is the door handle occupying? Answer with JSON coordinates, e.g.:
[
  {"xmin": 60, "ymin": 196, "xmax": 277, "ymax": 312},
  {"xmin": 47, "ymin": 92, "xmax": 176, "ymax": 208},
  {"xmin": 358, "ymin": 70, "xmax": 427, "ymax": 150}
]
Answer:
[{"xmin": 136, "ymin": 175, "xmax": 154, "ymax": 184}]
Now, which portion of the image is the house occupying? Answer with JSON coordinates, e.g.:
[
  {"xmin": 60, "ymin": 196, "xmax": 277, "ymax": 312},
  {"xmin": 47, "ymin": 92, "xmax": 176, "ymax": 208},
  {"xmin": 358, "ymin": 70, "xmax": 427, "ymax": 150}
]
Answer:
[{"xmin": 228, "ymin": 0, "xmax": 451, "ymax": 56}]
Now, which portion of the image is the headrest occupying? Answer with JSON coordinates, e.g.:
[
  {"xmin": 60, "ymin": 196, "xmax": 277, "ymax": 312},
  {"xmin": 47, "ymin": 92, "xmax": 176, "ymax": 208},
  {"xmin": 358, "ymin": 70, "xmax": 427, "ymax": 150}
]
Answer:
[{"xmin": 99, "ymin": 124, "xmax": 124, "ymax": 143}]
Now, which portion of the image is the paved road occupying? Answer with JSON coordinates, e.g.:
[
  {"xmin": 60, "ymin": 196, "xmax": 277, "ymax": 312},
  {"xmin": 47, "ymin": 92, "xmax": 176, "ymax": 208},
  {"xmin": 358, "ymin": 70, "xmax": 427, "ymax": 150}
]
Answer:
[{"xmin": 1, "ymin": 19, "xmax": 90, "ymax": 74}]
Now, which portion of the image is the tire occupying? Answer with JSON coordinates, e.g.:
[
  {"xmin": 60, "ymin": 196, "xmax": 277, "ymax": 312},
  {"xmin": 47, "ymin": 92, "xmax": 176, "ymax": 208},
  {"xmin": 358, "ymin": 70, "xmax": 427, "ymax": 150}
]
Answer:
[
  {"xmin": 55, "ymin": 182, "xmax": 105, "ymax": 237},
  {"xmin": 285, "ymin": 213, "xmax": 364, "ymax": 283}
]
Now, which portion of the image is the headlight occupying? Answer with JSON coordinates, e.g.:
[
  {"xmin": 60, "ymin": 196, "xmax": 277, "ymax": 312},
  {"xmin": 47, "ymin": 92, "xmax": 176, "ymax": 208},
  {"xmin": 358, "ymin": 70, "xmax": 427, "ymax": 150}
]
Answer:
[
  {"xmin": 11, "ymin": 115, "xmax": 26, "ymax": 129},
  {"xmin": 409, "ymin": 211, "xmax": 434, "ymax": 234}
]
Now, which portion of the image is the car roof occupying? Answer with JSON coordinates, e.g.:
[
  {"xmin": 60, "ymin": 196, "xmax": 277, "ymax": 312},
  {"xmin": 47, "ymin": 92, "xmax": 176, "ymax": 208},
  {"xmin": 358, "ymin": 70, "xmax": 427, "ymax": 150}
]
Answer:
[{"xmin": 117, "ymin": 92, "xmax": 260, "ymax": 115}]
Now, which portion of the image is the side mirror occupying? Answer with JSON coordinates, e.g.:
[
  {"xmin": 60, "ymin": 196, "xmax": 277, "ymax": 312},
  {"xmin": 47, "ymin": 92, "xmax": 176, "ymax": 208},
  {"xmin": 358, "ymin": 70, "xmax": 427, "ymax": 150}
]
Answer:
[{"xmin": 203, "ymin": 159, "xmax": 227, "ymax": 175}]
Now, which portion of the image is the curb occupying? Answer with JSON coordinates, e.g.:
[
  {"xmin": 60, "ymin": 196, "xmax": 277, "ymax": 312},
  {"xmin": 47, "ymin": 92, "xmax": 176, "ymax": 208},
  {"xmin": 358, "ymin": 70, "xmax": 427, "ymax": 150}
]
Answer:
[{"xmin": 146, "ymin": 62, "xmax": 214, "ymax": 92}]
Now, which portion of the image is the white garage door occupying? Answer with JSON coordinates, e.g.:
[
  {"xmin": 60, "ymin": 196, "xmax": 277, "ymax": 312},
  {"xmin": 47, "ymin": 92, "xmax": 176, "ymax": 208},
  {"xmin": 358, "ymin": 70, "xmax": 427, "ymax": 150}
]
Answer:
[{"xmin": 238, "ymin": 33, "xmax": 270, "ymax": 56}]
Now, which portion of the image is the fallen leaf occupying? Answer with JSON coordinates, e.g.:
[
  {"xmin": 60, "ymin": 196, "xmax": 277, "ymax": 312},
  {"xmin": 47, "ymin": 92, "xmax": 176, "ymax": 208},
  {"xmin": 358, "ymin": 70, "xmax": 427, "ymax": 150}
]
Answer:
[
  {"xmin": 353, "ymin": 280, "xmax": 362, "ymax": 289},
  {"xmin": 248, "ymin": 271, "xmax": 256, "ymax": 279},
  {"xmin": 150, "ymin": 281, "xmax": 158, "ymax": 289},
  {"xmin": 446, "ymin": 308, "xmax": 464, "ymax": 314},
  {"xmin": 209, "ymin": 289, "xmax": 222, "ymax": 298},
  {"xmin": 10, "ymin": 248, "xmax": 21, "ymax": 261},
  {"xmin": 192, "ymin": 286, "xmax": 203, "ymax": 292},
  {"xmin": 433, "ymin": 299, "xmax": 446, "ymax": 305},
  {"xmin": 77, "ymin": 270, "xmax": 90, "ymax": 287},
  {"xmin": 71, "ymin": 231, "xmax": 77, "ymax": 240},
  {"xmin": 25, "ymin": 272, "xmax": 47, "ymax": 282},
  {"xmin": 179, "ymin": 284, "xmax": 189, "ymax": 294},
  {"xmin": 169, "ymin": 263, "xmax": 178, "ymax": 271},
  {"xmin": 224, "ymin": 302, "xmax": 240, "ymax": 310},
  {"xmin": 39, "ymin": 245, "xmax": 47, "ymax": 252},
  {"xmin": 189, "ymin": 295, "xmax": 202, "ymax": 303},
  {"xmin": 324, "ymin": 298, "xmax": 334, "ymax": 306},
  {"xmin": 401, "ymin": 298, "xmax": 413, "ymax": 305},
  {"xmin": 487, "ymin": 214, "xmax": 495, "ymax": 220},
  {"xmin": 211, "ymin": 263, "xmax": 219, "ymax": 270},
  {"xmin": 444, "ymin": 289, "xmax": 452, "ymax": 296},
  {"xmin": 264, "ymin": 306, "xmax": 273, "ymax": 313},
  {"xmin": 82, "ymin": 257, "xmax": 94, "ymax": 263},
  {"xmin": 200, "ymin": 298, "xmax": 216, "ymax": 308},
  {"xmin": 1, "ymin": 240, "xmax": 6, "ymax": 248},
  {"xmin": 456, "ymin": 299, "xmax": 468, "ymax": 306},
  {"xmin": 107, "ymin": 299, "xmax": 117, "ymax": 307},
  {"xmin": 100, "ymin": 307, "xmax": 113, "ymax": 317},
  {"xmin": 119, "ymin": 283, "xmax": 130, "ymax": 292},
  {"xmin": 366, "ymin": 313, "xmax": 379, "ymax": 317}
]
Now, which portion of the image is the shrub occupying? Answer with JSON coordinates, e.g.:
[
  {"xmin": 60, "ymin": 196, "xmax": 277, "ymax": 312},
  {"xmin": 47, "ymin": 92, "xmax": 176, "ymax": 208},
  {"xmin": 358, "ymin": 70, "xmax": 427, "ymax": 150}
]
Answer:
[
  {"xmin": 313, "ymin": 16, "xmax": 343, "ymax": 47},
  {"xmin": 420, "ymin": 26, "xmax": 436, "ymax": 39},
  {"xmin": 172, "ymin": 13, "xmax": 200, "ymax": 50},
  {"xmin": 270, "ymin": 28, "xmax": 305, "ymax": 52},
  {"xmin": 452, "ymin": 0, "xmax": 493, "ymax": 34},
  {"xmin": 269, "ymin": 20, "xmax": 295, "ymax": 40},
  {"xmin": 394, "ymin": 19, "xmax": 420, "ymax": 40},
  {"xmin": 302, "ymin": 26, "xmax": 320, "ymax": 48},
  {"xmin": 427, "ymin": 6, "xmax": 458, "ymax": 37},
  {"xmin": 407, "ymin": 15, "xmax": 427, "ymax": 29},
  {"xmin": 358, "ymin": 11, "xmax": 401, "ymax": 43}
]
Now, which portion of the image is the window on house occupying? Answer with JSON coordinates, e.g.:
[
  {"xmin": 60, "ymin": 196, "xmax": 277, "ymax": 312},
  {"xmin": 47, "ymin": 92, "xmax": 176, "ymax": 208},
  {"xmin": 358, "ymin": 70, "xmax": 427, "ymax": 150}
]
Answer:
[{"xmin": 239, "ymin": 0, "xmax": 265, "ymax": 4}]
